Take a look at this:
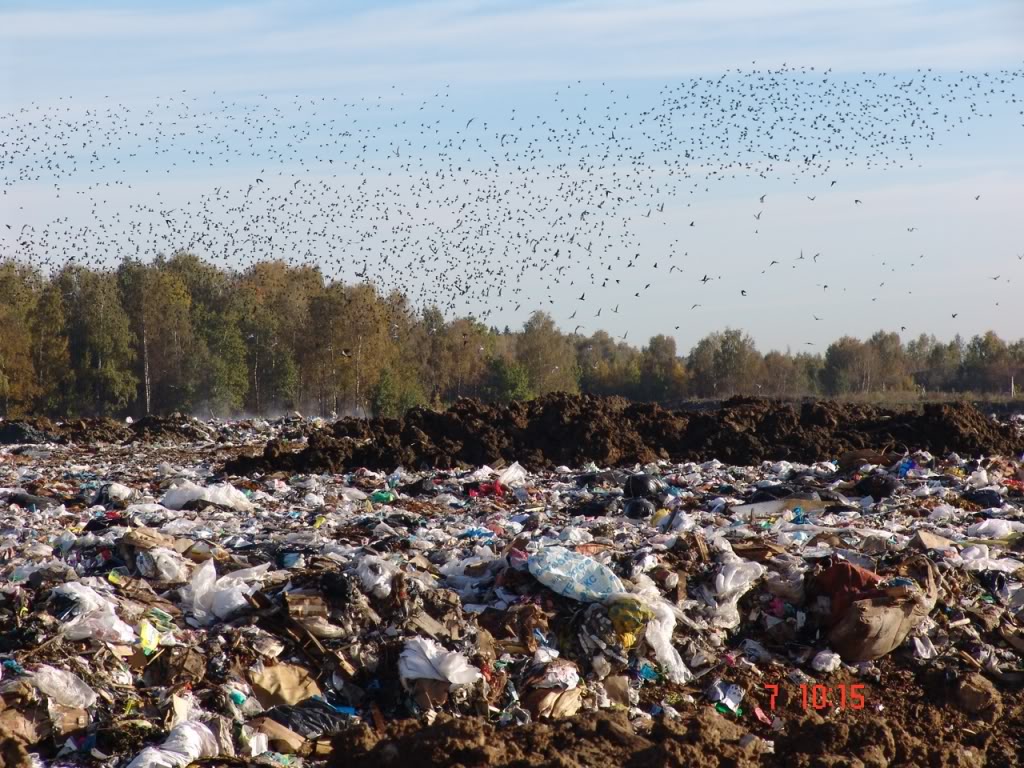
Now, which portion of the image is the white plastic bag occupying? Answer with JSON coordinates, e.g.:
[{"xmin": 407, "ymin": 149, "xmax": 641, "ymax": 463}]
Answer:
[
  {"xmin": 339, "ymin": 487, "xmax": 368, "ymax": 501},
  {"xmin": 811, "ymin": 650, "xmax": 842, "ymax": 673},
  {"xmin": 125, "ymin": 721, "xmax": 219, "ymax": 768},
  {"xmin": 466, "ymin": 466, "xmax": 496, "ymax": 481},
  {"xmin": 32, "ymin": 664, "xmax": 97, "ymax": 708},
  {"xmin": 497, "ymin": 462, "xmax": 528, "ymax": 487},
  {"xmin": 709, "ymin": 558, "xmax": 764, "ymax": 629},
  {"xmin": 644, "ymin": 601, "xmax": 693, "ymax": 684},
  {"xmin": 716, "ymin": 560, "xmax": 764, "ymax": 595},
  {"xmin": 355, "ymin": 555, "xmax": 396, "ymax": 598},
  {"xmin": 967, "ymin": 519, "xmax": 1023, "ymax": 539},
  {"xmin": 54, "ymin": 581, "xmax": 136, "ymax": 644},
  {"xmin": 184, "ymin": 559, "xmax": 269, "ymax": 624},
  {"xmin": 528, "ymin": 546, "xmax": 624, "ymax": 603},
  {"xmin": 137, "ymin": 547, "xmax": 191, "ymax": 583},
  {"xmin": 967, "ymin": 468, "xmax": 989, "ymax": 488},
  {"xmin": 104, "ymin": 482, "xmax": 137, "ymax": 502},
  {"xmin": 957, "ymin": 544, "xmax": 1024, "ymax": 573},
  {"xmin": 161, "ymin": 481, "xmax": 253, "ymax": 512},
  {"xmin": 398, "ymin": 637, "xmax": 482, "ymax": 685}
]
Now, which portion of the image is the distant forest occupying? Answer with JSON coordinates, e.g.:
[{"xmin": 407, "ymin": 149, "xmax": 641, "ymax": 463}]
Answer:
[{"xmin": 1, "ymin": 253, "xmax": 1022, "ymax": 419}]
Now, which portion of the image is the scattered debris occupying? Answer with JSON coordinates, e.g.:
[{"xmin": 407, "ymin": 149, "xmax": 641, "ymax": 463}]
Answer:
[{"xmin": 0, "ymin": 404, "xmax": 1022, "ymax": 766}]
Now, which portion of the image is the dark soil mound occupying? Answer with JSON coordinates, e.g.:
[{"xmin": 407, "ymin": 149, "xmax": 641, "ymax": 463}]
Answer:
[
  {"xmin": 333, "ymin": 708, "xmax": 759, "ymax": 768},
  {"xmin": 0, "ymin": 416, "xmax": 129, "ymax": 445},
  {"xmin": 224, "ymin": 394, "xmax": 1024, "ymax": 475},
  {"xmin": 0, "ymin": 419, "xmax": 58, "ymax": 445},
  {"xmin": 62, "ymin": 418, "xmax": 133, "ymax": 444},
  {"xmin": 332, "ymin": 671, "xmax": 1024, "ymax": 768},
  {"xmin": 0, "ymin": 414, "xmax": 209, "ymax": 446}
]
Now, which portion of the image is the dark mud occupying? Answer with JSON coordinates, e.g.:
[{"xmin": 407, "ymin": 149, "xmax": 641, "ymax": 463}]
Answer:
[
  {"xmin": 0, "ymin": 416, "xmax": 119, "ymax": 445},
  {"xmin": 0, "ymin": 414, "xmax": 213, "ymax": 446},
  {"xmin": 333, "ymin": 660, "xmax": 1024, "ymax": 767},
  {"xmin": 225, "ymin": 394, "xmax": 1024, "ymax": 475}
]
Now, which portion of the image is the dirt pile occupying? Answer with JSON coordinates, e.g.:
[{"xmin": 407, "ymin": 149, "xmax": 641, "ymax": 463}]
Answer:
[
  {"xmin": 0, "ymin": 417, "xmax": 63, "ymax": 445},
  {"xmin": 0, "ymin": 415, "xmax": 210, "ymax": 446},
  {"xmin": 225, "ymin": 394, "xmax": 1024, "ymax": 475},
  {"xmin": 333, "ymin": 708, "xmax": 761, "ymax": 768},
  {"xmin": 332, "ymin": 662, "xmax": 1024, "ymax": 768}
]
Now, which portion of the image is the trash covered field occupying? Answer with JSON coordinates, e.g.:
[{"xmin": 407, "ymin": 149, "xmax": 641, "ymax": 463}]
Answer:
[{"xmin": 2, "ymin": 396, "xmax": 1024, "ymax": 767}]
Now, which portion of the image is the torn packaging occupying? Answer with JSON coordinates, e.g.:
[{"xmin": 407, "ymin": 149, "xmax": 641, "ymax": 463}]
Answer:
[
  {"xmin": 829, "ymin": 557, "xmax": 939, "ymax": 661},
  {"xmin": 247, "ymin": 663, "xmax": 323, "ymax": 708}
]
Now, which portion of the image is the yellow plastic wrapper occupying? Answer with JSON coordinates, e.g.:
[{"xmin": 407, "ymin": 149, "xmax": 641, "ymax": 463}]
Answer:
[
  {"xmin": 608, "ymin": 598, "xmax": 653, "ymax": 648},
  {"xmin": 650, "ymin": 508, "xmax": 670, "ymax": 527},
  {"xmin": 139, "ymin": 618, "xmax": 161, "ymax": 655}
]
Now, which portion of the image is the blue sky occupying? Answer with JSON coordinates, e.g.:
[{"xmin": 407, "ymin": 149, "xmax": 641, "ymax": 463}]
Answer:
[
  {"xmin": 2, "ymin": 1, "xmax": 1023, "ymax": 103},
  {"xmin": 2, "ymin": 1, "xmax": 1024, "ymax": 352}
]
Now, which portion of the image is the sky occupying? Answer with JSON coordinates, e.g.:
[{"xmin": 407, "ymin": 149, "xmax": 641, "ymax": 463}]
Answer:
[{"xmin": 2, "ymin": 0, "xmax": 1024, "ymax": 353}]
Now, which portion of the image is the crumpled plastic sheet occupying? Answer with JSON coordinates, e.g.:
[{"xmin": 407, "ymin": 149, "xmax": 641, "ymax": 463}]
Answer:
[
  {"xmin": 527, "ymin": 546, "xmax": 625, "ymax": 603},
  {"xmin": 398, "ymin": 637, "xmax": 482, "ymax": 685},
  {"xmin": 54, "ymin": 580, "xmax": 137, "ymax": 644},
  {"xmin": 32, "ymin": 664, "xmax": 98, "ymax": 709},
  {"xmin": 183, "ymin": 559, "xmax": 271, "ymax": 625},
  {"xmin": 161, "ymin": 480, "xmax": 254, "ymax": 512},
  {"xmin": 125, "ymin": 721, "xmax": 219, "ymax": 768}
]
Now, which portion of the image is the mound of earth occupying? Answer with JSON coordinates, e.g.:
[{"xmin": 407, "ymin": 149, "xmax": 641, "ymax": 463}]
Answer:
[
  {"xmin": 0, "ymin": 416, "xmax": 130, "ymax": 445},
  {"xmin": 0, "ymin": 419, "xmax": 58, "ymax": 445},
  {"xmin": 333, "ymin": 662, "xmax": 1024, "ymax": 768},
  {"xmin": 225, "ymin": 394, "xmax": 1023, "ymax": 475},
  {"xmin": 333, "ymin": 708, "xmax": 761, "ymax": 768},
  {"xmin": 0, "ymin": 414, "xmax": 210, "ymax": 446}
]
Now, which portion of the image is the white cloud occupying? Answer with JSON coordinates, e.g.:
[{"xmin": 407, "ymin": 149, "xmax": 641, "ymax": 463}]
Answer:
[
  {"xmin": 0, "ymin": 0, "xmax": 1021, "ymax": 105},
  {"xmin": 0, "ymin": 6, "xmax": 265, "ymax": 39}
]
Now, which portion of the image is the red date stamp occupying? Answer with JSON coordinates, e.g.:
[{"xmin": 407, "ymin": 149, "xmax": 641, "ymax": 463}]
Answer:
[{"xmin": 764, "ymin": 683, "xmax": 866, "ymax": 710}]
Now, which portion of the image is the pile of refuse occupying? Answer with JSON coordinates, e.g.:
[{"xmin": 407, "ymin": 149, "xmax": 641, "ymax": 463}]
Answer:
[
  {"xmin": 225, "ymin": 394, "xmax": 1024, "ymax": 474},
  {"xmin": 1, "ymin": 414, "xmax": 1024, "ymax": 766},
  {"xmin": 0, "ymin": 413, "xmax": 327, "ymax": 451}
]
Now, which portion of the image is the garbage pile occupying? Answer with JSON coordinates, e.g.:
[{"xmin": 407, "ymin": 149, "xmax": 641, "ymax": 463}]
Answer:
[{"xmin": 1, "ymin": 409, "xmax": 1023, "ymax": 767}]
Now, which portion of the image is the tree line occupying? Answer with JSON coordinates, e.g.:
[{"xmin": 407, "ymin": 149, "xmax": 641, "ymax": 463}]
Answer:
[{"xmin": 1, "ymin": 254, "xmax": 1022, "ymax": 419}]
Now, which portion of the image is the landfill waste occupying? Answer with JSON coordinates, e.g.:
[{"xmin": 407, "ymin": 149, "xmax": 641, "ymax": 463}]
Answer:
[{"xmin": 0, "ymin": 401, "xmax": 1022, "ymax": 766}]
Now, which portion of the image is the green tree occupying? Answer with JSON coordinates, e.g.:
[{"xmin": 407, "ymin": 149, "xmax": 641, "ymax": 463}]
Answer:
[
  {"xmin": 577, "ymin": 331, "xmax": 642, "ymax": 397},
  {"xmin": 822, "ymin": 336, "xmax": 872, "ymax": 395},
  {"xmin": 58, "ymin": 266, "xmax": 136, "ymax": 416},
  {"xmin": 237, "ymin": 262, "xmax": 320, "ymax": 414},
  {"xmin": 118, "ymin": 260, "xmax": 200, "ymax": 414},
  {"xmin": 483, "ymin": 356, "xmax": 533, "ymax": 403},
  {"xmin": 686, "ymin": 328, "xmax": 761, "ymax": 397},
  {"xmin": 203, "ymin": 308, "xmax": 250, "ymax": 415},
  {"xmin": 516, "ymin": 311, "xmax": 579, "ymax": 395},
  {"xmin": 760, "ymin": 350, "xmax": 809, "ymax": 397},
  {"xmin": 686, "ymin": 332, "xmax": 721, "ymax": 397},
  {"xmin": 638, "ymin": 334, "xmax": 687, "ymax": 401},
  {"xmin": 30, "ymin": 283, "xmax": 72, "ymax": 415},
  {"xmin": 714, "ymin": 328, "xmax": 762, "ymax": 395},
  {"xmin": 962, "ymin": 331, "xmax": 1013, "ymax": 393},
  {"xmin": 0, "ymin": 261, "xmax": 40, "ymax": 415},
  {"xmin": 865, "ymin": 330, "xmax": 911, "ymax": 392},
  {"xmin": 371, "ymin": 368, "xmax": 400, "ymax": 418}
]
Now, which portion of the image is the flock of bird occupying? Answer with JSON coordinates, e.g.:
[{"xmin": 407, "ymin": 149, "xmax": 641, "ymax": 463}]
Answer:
[{"xmin": 2, "ymin": 65, "xmax": 1023, "ymax": 335}]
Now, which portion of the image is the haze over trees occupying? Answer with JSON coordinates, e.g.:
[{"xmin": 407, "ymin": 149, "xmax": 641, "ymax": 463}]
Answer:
[{"xmin": 1, "ymin": 255, "xmax": 1022, "ymax": 419}]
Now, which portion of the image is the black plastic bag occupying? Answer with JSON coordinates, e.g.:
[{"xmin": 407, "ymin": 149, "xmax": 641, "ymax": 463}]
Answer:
[
  {"xmin": 624, "ymin": 498, "xmax": 656, "ymax": 519},
  {"xmin": 623, "ymin": 474, "xmax": 663, "ymax": 499},
  {"xmin": 264, "ymin": 698, "xmax": 352, "ymax": 739}
]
